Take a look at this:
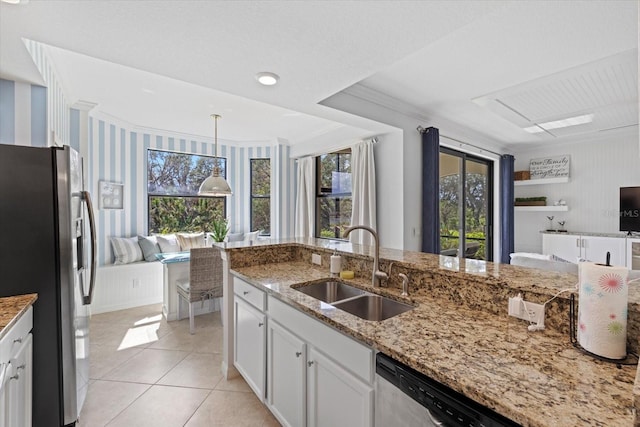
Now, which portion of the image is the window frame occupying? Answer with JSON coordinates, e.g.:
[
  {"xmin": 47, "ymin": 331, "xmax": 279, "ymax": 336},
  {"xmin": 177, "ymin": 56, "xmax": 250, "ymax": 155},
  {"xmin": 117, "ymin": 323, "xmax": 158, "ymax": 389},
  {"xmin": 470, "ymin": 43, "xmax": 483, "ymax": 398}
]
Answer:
[
  {"xmin": 315, "ymin": 149, "xmax": 352, "ymax": 240},
  {"xmin": 146, "ymin": 148, "xmax": 227, "ymax": 234},
  {"xmin": 250, "ymin": 158, "xmax": 271, "ymax": 235}
]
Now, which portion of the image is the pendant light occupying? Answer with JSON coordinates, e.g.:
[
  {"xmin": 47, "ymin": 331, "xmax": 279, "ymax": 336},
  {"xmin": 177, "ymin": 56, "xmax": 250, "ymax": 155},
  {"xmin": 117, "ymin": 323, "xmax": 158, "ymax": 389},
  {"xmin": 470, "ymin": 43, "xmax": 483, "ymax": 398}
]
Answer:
[{"xmin": 198, "ymin": 114, "xmax": 232, "ymax": 196}]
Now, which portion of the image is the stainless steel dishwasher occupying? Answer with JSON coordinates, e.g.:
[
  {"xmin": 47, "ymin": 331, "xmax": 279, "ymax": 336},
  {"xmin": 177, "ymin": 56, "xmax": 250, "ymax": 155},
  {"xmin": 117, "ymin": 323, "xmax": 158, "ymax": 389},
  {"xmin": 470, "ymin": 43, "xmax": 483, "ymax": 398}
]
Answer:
[{"xmin": 375, "ymin": 353, "xmax": 520, "ymax": 427}]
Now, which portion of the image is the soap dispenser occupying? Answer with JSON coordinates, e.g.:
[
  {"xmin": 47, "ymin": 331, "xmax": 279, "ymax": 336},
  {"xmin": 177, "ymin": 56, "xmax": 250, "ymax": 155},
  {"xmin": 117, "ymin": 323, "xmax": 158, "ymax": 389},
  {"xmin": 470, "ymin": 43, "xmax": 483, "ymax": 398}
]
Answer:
[{"xmin": 330, "ymin": 250, "xmax": 342, "ymax": 276}]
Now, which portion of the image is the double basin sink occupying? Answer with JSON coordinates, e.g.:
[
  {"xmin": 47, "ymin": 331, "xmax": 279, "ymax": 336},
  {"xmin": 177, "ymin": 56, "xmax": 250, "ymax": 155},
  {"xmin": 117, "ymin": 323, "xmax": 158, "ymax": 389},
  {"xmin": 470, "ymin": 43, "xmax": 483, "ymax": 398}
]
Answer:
[{"xmin": 293, "ymin": 280, "xmax": 413, "ymax": 321}]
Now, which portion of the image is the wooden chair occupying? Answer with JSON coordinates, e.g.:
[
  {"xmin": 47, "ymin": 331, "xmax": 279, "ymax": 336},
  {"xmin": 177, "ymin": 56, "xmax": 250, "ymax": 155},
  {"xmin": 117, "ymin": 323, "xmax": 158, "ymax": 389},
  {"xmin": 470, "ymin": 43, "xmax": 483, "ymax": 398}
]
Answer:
[{"xmin": 176, "ymin": 247, "xmax": 223, "ymax": 334}]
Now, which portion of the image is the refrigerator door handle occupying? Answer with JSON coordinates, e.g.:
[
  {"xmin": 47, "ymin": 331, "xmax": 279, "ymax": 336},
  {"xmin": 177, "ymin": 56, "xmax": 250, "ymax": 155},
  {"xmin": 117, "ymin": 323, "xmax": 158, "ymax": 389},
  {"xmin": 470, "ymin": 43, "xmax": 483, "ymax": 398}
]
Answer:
[{"xmin": 81, "ymin": 190, "xmax": 97, "ymax": 305}]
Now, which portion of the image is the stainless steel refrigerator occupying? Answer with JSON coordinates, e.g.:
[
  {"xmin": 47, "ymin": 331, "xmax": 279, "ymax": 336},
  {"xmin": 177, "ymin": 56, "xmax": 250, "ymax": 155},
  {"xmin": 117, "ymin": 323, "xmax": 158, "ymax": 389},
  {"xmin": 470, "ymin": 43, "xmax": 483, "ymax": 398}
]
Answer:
[{"xmin": 0, "ymin": 144, "xmax": 96, "ymax": 427}]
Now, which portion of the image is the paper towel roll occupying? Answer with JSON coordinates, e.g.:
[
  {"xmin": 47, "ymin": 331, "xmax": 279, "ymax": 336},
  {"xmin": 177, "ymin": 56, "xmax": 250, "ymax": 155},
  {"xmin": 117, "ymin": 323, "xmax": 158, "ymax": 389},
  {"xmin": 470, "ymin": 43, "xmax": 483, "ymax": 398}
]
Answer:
[{"xmin": 578, "ymin": 262, "xmax": 630, "ymax": 359}]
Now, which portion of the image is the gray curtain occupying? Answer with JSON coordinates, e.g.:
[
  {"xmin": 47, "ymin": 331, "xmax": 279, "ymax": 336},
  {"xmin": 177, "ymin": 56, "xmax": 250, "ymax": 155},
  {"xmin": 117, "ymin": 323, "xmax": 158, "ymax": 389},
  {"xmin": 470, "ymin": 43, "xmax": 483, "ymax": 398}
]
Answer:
[
  {"xmin": 500, "ymin": 155, "xmax": 515, "ymax": 263},
  {"xmin": 421, "ymin": 127, "xmax": 440, "ymax": 254}
]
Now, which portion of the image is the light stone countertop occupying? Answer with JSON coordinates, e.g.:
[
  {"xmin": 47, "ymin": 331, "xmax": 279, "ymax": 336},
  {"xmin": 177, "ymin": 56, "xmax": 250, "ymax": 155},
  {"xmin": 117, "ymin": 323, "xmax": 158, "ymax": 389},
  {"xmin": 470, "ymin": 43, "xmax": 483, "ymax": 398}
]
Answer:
[
  {"xmin": 0, "ymin": 293, "xmax": 37, "ymax": 341},
  {"xmin": 231, "ymin": 259, "xmax": 636, "ymax": 427}
]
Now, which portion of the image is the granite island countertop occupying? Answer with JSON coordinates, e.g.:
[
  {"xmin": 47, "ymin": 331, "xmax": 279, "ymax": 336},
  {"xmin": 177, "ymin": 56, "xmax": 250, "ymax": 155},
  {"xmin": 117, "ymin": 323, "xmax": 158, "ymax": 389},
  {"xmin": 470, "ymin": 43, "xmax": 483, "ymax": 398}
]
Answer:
[
  {"xmin": 0, "ymin": 293, "xmax": 37, "ymax": 341},
  {"xmin": 230, "ymin": 260, "xmax": 636, "ymax": 427}
]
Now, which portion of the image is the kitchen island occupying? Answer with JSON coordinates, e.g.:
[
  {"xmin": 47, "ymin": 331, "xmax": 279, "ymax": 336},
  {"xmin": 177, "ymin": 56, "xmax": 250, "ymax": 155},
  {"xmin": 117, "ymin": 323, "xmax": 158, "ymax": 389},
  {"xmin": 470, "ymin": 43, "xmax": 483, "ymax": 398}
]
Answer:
[{"xmin": 217, "ymin": 238, "xmax": 638, "ymax": 426}]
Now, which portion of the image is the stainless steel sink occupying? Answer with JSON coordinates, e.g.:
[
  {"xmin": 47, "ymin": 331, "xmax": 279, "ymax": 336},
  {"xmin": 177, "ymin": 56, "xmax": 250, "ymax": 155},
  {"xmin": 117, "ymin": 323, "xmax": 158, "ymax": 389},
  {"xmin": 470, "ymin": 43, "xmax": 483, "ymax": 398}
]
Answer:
[
  {"xmin": 332, "ymin": 295, "xmax": 414, "ymax": 321},
  {"xmin": 294, "ymin": 280, "xmax": 365, "ymax": 303}
]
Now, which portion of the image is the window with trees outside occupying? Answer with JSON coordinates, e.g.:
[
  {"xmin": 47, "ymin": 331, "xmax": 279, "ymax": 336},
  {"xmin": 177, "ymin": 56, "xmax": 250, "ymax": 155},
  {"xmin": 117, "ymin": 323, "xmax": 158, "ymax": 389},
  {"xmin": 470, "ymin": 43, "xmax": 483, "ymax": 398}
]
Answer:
[
  {"xmin": 316, "ymin": 150, "xmax": 352, "ymax": 239},
  {"xmin": 147, "ymin": 149, "xmax": 226, "ymax": 234},
  {"xmin": 250, "ymin": 159, "xmax": 270, "ymax": 235}
]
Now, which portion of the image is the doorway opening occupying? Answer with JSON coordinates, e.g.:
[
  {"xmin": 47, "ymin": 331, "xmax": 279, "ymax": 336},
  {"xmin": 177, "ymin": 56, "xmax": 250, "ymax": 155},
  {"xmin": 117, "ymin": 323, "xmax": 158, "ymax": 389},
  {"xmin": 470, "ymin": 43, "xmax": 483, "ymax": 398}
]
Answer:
[{"xmin": 439, "ymin": 148, "xmax": 493, "ymax": 260}]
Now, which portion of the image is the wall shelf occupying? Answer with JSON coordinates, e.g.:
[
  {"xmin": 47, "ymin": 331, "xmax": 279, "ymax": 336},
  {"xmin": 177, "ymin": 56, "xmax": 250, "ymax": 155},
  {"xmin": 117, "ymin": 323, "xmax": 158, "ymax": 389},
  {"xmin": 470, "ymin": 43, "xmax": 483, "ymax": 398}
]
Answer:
[
  {"xmin": 515, "ymin": 205, "xmax": 569, "ymax": 212},
  {"xmin": 514, "ymin": 177, "xmax": 569, "ymax": 186}
]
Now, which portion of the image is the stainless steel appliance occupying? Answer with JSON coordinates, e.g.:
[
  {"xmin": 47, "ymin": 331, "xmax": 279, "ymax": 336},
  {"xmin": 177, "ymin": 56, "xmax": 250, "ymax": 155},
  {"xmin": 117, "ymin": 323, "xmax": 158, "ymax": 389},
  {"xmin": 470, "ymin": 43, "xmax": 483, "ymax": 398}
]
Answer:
[
  {"xmin": 0, "ymin": 145, "xmax": 96, "ymax": 427},
  {"xmin": 375, "ymin": 353, "xmax": 520, "ymax": 427}
]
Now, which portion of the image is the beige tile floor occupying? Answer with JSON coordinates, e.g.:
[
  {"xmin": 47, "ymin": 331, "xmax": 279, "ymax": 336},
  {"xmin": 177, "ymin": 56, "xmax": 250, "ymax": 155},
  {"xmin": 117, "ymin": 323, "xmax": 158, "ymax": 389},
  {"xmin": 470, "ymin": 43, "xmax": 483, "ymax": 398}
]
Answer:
[{"xmin": 79, "ymin": 304, "xmax": 280, "ymax": 427}]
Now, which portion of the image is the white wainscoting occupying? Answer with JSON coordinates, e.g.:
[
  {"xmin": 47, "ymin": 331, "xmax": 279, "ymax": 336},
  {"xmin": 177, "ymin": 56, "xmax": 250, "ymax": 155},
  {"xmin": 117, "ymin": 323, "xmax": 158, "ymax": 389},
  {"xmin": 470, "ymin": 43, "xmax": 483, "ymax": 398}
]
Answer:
[{"xmin": 92, "ymin": 261, "xmax": 163, "ymax": 314}]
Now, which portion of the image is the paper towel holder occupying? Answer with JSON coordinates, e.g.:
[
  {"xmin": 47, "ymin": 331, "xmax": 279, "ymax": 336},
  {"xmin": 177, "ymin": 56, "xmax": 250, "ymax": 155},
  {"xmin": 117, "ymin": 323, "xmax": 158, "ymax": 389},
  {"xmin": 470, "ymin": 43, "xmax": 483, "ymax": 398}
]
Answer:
[{"xmin": 569, "ymin": 294, "xmax": 638, "ymax": 366}]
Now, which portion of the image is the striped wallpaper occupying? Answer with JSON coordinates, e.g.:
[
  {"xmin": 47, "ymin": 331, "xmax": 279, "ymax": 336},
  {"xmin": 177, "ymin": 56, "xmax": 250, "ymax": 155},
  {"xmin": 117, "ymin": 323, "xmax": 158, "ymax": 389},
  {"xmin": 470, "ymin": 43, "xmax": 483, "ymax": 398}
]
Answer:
[
  {"xmin": 0, "ymin": 79, "xmax": 47, "ymax": 146},
  {"xmin": 83, "ymin": 114, "xmax": 296, "ymax": 265},
  {"xmin": 24, "ymin": 39, "xmax": 70, "ymax": 146}
]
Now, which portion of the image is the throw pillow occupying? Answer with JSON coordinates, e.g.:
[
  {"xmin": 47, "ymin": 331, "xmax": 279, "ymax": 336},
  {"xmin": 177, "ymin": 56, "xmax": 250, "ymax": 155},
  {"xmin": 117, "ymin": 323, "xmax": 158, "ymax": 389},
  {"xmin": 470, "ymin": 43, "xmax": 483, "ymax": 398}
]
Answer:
[
  {"xmin": 177, "ymin": 232, "xmax": 206, "ymax": 250},
  {"xmin": 110, "ymin": 236, "xmax": 144, "ymax": 265},
  {"xmin": 244, "ymin": 231, "xmax": 260, "ymax": 241},
  {"xmin": 226, "ymin": 232, "xmax": 245, "ymax": 242},
  {"xmin": 156, "ymin": 234, "xmax": 181, "ymax": 253},
  {"xmin": 138, "ymin": 235, "xmax": 161, "ymax": 261}
]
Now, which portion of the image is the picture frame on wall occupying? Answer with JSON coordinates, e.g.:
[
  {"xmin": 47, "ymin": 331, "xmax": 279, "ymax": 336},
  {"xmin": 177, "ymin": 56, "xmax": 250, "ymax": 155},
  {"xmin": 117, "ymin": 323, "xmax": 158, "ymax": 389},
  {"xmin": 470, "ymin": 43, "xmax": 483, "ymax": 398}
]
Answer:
[{"xmin": 98, "ymin": 181, "xmax": 124, "ymax": 209}]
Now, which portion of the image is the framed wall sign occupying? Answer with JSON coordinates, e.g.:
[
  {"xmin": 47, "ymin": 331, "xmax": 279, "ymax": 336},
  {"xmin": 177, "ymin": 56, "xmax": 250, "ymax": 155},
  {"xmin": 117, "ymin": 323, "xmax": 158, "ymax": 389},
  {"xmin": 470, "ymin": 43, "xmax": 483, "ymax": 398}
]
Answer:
[
  {"xmin": 529, "ymin": 155, "xmax": 570, "ymax": 179},
  {"xmin": 98, "ymin": 181, "xmax": 124, "ymax": 209}
]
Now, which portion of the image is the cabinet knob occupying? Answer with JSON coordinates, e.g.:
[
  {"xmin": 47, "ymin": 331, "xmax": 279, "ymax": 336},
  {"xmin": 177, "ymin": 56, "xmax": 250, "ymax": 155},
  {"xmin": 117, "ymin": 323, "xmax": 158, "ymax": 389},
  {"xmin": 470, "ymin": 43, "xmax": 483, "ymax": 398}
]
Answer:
[
  {"xmin": 258, "ymin": 322, "xmax": 264, "ymax": 327},
  {"xmin": 307, "ymin": 361, "xmax": 314, "ymax": 367},
  {"xmin": 16, "ymin": 364, "xmax": 25, "ymax": 371},
  {"xmin": 9, "ymin": 373, "xmax": 19, "ymax": 381},
  {"xmin": 13, "ymin": 337, "xmax": 22, "ymax": 344},
  {"xmin": 295, "ymin": 352, "xmax": 302, "ymax": 358},
  {"xmin": 243, "ymin": 291, "xmax": 250, "ymax": 296}
]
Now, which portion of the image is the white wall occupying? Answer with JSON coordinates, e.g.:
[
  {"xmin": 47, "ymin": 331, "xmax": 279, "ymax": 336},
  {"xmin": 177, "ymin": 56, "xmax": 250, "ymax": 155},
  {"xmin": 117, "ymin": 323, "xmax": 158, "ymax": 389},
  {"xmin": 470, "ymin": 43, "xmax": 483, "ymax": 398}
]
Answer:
[{"xmin": 513, "ymin": 129, "xmax": 640, "ymax": 253}]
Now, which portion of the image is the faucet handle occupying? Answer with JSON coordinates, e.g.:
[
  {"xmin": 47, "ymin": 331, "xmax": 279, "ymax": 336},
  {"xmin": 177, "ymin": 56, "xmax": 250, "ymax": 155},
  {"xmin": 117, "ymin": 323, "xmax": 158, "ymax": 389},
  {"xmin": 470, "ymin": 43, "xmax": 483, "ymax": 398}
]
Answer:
[
  {"xmin": 398, "ymin": 273, "xmax": 409, "ymax": 297},
  {"xmin": 374, "ymin": 270, "xmax": 389, "ymax": 286}
]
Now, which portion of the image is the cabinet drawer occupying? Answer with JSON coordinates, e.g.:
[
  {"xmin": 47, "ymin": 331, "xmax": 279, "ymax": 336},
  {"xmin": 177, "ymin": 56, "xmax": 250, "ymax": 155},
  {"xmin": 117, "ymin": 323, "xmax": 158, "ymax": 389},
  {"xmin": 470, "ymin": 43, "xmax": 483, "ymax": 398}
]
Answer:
[
  {"xmin": 268, "ymin": 296, "xmax": 373, "ymax": 384},
  {"xmin": 0, "ymin": 306, "xmax": 33, "ymax": 362},
  {"xmin": 234, "ymin": 277, "xmax": 266, "ymax": 312}
]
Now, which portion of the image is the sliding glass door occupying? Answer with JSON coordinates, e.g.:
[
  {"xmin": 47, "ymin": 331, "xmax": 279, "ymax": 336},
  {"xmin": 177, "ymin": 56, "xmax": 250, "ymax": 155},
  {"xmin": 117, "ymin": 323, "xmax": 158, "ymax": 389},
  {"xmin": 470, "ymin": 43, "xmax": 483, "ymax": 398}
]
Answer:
[{"xmin": 439, "ymin": 148, "xmax": 493, "ymax": 260}]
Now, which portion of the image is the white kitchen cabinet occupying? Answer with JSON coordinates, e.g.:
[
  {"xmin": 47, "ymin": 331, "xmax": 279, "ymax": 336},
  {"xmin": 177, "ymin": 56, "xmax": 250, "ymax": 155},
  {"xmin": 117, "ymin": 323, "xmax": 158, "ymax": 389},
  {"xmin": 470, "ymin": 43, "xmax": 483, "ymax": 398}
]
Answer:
[
  {"xmin": 267, "ymin": 320, "xmax": 306, "ymax": 427},
  {"xmin": 307, "ymin": 347, "xmax": 373, "ymax": 427},
  {"xmin": 234, "ymin": 296, "xmax": 266, "ymax": 399},
  {"xmin": 627, "ymin": 238, "xmax": 640, "ymax": 270},
  {"xmin": 267, "ymin": 295, "xmax": 374, "ymax": 427},
  {"xmin": 542, "ymin": 233, "xmax": 626, "ymax": 266},
  {"xmin": 0, "ymin": 306, "xmax": 33, "ymax": 427}
]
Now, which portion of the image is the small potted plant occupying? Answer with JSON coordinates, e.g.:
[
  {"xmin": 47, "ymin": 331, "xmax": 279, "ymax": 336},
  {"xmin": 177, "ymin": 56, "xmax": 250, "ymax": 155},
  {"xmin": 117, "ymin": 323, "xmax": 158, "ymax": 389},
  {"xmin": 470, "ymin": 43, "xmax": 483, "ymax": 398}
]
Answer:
[{"xmin": 210, "ymin": 215, "xmax": 230, "ymax": 243}]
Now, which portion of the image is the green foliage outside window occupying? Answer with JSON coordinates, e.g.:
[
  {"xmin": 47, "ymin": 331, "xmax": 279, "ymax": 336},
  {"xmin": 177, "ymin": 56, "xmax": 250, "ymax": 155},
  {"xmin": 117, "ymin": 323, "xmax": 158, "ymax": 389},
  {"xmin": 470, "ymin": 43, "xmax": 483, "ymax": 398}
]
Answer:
[
  {"xmin": 316, "ymin": 151, "xmax": 351, "ymax": 239},
  {"xmin": 147, "ymin": 149, "xmax": 226, "ymax": 234},
  {"xmin": 251, "ymin": 159, "xmax": 271, "ymax": 235}
]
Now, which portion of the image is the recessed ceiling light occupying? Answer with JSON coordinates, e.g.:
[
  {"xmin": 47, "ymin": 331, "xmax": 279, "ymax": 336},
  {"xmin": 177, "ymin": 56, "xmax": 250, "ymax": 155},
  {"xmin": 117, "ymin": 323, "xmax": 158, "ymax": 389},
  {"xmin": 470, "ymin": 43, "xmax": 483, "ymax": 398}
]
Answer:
[
  {"xmin": 523, "ymin": 114, "xmax": 594, "ymax": 133},
  {"xmin": 256, "ymin": 72, "xmax": 279, "ymax": 86},
  {"xmin": 1, "ymin": 0, "xmax": 28, "ymax": 4}
]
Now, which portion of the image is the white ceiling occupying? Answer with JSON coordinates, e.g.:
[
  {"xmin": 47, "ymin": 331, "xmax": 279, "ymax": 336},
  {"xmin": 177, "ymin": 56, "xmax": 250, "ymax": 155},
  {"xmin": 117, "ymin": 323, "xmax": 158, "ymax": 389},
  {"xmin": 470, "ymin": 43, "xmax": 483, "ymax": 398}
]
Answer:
[{"xmin": 0, "ymin": 1, "xmax": 637, "ymax": 149}]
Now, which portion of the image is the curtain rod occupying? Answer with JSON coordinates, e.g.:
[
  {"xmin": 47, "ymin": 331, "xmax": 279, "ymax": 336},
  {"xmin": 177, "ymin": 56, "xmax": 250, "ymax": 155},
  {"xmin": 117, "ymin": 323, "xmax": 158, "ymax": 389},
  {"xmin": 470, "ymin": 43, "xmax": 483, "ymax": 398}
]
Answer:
[{"xmin": 416, "ymin": 126, "xmax": 502, "ymax": 157}]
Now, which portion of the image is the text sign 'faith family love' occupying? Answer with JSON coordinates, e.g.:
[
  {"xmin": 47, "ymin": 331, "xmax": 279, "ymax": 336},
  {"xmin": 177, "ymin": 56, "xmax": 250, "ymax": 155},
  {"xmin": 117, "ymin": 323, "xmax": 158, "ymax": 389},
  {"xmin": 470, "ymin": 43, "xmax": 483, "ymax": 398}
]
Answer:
[{"xmin": 529, "ymin": 155, "xmax": 570, "ymax": 179}]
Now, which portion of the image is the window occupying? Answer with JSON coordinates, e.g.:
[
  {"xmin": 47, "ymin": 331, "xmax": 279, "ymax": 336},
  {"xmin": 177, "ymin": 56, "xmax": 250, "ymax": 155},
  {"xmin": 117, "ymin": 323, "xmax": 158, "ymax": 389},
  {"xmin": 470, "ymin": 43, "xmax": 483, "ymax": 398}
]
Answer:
[
  {"xmin": 250, "ymin": 159, "xmax": 270, "ymax": 235},
  {"xmin": 147, "ymin": 149, "xmax": 226, "ymax": 234},
  {"xmin": 316, "ymin": 150, "xmax": 352, "ymax": 239}
]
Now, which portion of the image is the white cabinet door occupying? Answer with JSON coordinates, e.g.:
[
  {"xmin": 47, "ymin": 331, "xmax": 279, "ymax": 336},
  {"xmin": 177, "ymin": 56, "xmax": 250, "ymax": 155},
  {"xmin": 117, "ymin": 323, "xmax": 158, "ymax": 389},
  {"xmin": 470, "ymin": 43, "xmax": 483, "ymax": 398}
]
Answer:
[
  {"xmin": 0, "ymin": 362, "xmax": 13, "ymax": 427},
  {"xmin": 8, "ymin": 333, "xmax": 32, "ymax": 427},
  {"xmin": 234, "ymin": 296, "xmax": 266, "ymax": 399},
  {"xmin": 628, "ymin": 238, "xmax": 640, "ymax": 270},
  {"xmin": 542, "ymin": 234, "xmax": 579, "ymax": 261},
  {"xmin": 307, "ymin": 348, "xmax": 373, "ymax": 427},
  {"xmin": 582, "ymin": 236, "xmax": 626, "ymax": 266},
  {"xmin": 267, "ymin": 320, "xmax": 306, "ymax": 427}
]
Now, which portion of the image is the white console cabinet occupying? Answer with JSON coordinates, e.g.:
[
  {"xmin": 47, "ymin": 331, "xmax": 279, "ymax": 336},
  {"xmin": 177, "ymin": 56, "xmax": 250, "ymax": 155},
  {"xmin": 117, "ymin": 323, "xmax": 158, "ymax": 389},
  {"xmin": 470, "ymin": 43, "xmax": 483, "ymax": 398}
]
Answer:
[
  {"xmin": 542, "ymin": 233, "xmax": 627, "ymax": 266},
  {"xmin": 0, "ymin": 306, "xmax": 33, "ymax": 427},
  {"xmin": 628, "ymin": 238, "xmax": 640, "ymax": 270}
]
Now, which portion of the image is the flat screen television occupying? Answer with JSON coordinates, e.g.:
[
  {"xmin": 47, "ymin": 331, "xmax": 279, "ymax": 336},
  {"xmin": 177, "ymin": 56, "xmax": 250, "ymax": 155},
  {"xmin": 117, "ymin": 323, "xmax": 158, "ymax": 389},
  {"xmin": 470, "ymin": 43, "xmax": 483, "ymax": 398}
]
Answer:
[{"xmin": 620, "ymin": 186, "xmax": 640, "ymax": 234}]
